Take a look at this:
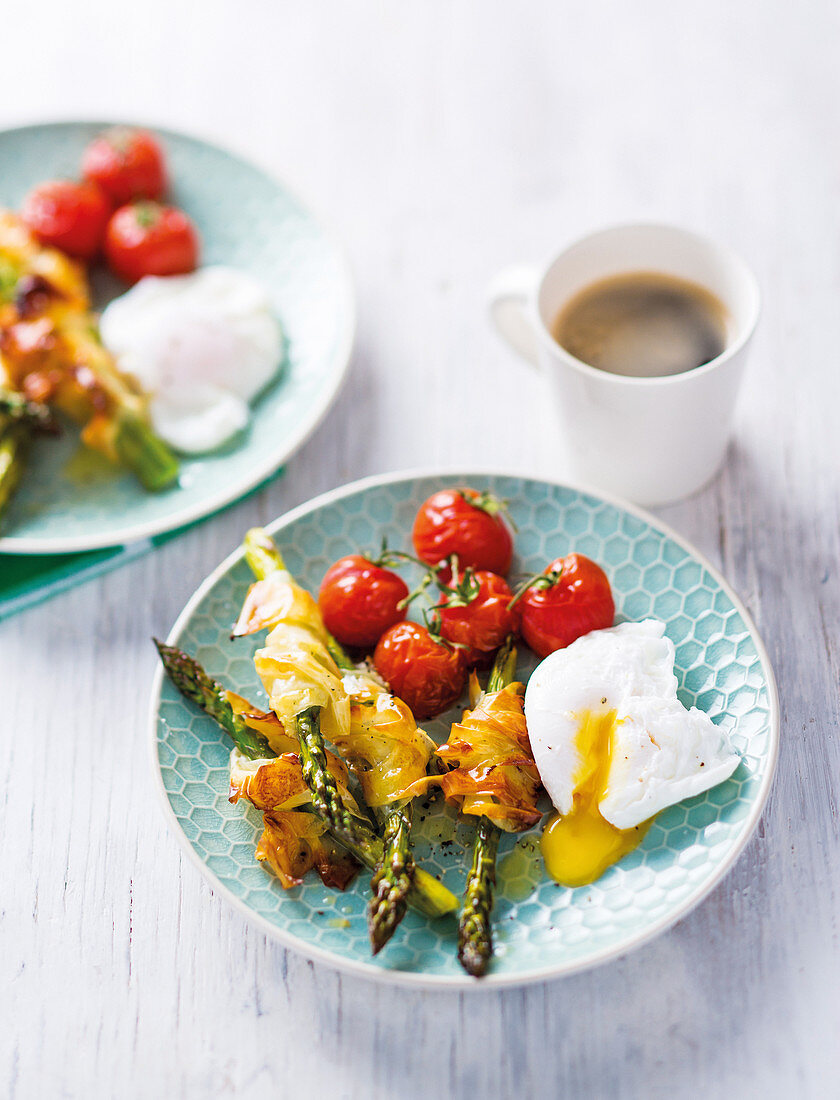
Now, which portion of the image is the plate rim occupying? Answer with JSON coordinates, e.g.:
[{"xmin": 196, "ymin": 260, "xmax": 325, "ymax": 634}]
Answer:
[
  {"xmin": 0, "ymin": 118, "xmax": 356, "ymax": 555},
  {"xmin": 147, "ymin": 465, "xmax": 780, "ymax": 991}
]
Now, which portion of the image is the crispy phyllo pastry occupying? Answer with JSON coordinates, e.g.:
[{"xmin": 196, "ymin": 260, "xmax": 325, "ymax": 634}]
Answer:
[
  {"xmin": 229, "ymin": 741, "xmax": 364, "ymax": 891},
  {"xmin": 413, "ymin": 674, "xmax": 541, "ymax": 832},
  {"xmin": 234, "ymin": 568, "xmax": 352, "ymax": 746},
  {"xmin": 336, "ymin": 669, "xmax": 435, "ymax": 808},
  {"xmin": 236, "ymin": 562, "xmax": 436, "ymax": 809},
  {"xmin": 256, "ymin": 812, "xmax": 359, "ymax": 890}
]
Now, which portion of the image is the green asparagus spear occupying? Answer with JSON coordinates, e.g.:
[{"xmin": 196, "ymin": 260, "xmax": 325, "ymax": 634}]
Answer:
[
  {"xmin": 293, "ymin": 705, "xmax": 367, "ymax": 848},
  {"xmin": 155, "ymin": 640, "xmax": 457, "ymax": 918},
  {"xmin": 243, "ymin": 526, "xmax": 287, "ymax": 582},
  {"xmin": 154, "ymin": 640, "xmax": 273, "ymax": 760},
  {"xmin": 485, "ymin": 634, "xmax": 517, "ymax": 696},
  {"xmin": 0, "ymin": 422, "xmax": 29, "ymax": 528},
  {"xmin": 368, "ymin": 805, "xmax": 416, "ymax": 954},
  {"xmin": 0, "ymin": 383, "xmax": 175, "ymax": 491},
  {"xmin": 458, "ymin": 817, "xmax": 501, "ymax": 978},
  {"xmin": 61, "ymin": 320, "xmax": 180, "ymax": 491},
  {"xmin": 457, "ymin": 635, "xmax": 517, "ymax": 977},
  {"xmin": 112, "ymin": 407, "xmax": 179, "ymax": 492}
]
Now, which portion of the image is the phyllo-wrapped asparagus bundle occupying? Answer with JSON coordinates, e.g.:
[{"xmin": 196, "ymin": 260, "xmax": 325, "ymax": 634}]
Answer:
[
  {"xmin": 156, "ymin": 643, "xmax": 362, "ymax": 890},
  {"xmin": 227, "ymin": 695, "xmax": 363, "ymax": 891},
  {"xmin": 410, "ymin": 638, "xmax": 541, "ymax": 976},
  {"xmin": 233, "ymin": 545, "xmax": 358, "ymax": 844},
  {"xmin": 336, "ymin": 666, "xmax": 437, "ymax": 952},
  {"xmin": 0, "ymin": 210, "xmax": 178, "ymax": 491},
  {"xmin": 156, "ymin": 640, "xmax": 457, "ymax": 922},
  {"xmin": 233, "ymin": 529, "xmax": 458, "ymax": 935}
]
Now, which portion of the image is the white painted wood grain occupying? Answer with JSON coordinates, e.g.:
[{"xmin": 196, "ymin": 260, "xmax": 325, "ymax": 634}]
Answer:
[{"xmin": 2, "ymin": 1, "xmax": 839, "ymax": 1096}]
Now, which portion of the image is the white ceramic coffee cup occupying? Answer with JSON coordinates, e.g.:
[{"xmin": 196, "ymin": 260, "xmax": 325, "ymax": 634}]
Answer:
[{"xmin": 488, "ymin": 224, "xmax": 760, "ymax": 506}]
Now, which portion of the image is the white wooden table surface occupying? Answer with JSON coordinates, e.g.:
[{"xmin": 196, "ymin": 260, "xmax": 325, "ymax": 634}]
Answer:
[{"xmin": 2, "ymin": 2, "xmax": 838, "ymax": 1096}]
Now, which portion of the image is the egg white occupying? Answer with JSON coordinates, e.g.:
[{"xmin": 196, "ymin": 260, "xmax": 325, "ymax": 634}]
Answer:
[
  {"xmin": 524, "ymin": 619, "xmax": 740, "ymax": 830},
  {"xmin": 100, "ymin": 266, "xmax": 283, "ymax": 453}
]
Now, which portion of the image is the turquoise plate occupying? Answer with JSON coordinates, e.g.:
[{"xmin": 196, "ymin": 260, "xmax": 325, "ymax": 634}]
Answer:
[
  {"xmin": 0, "ymin": 121, "xmax": 354, "ymax": 553},
  {"xmin": 149, "ymin": 471, "xmax": 778, "ymax": 988}
]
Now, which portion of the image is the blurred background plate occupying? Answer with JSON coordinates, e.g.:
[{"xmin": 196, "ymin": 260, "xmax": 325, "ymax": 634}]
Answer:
[
  {"xmin": 149, "ymin": 470, "xmax": 779, "ymax": 988},
  {"xmin": 0, "ymin": 121, "xmax": 355, "ymax": 553}
]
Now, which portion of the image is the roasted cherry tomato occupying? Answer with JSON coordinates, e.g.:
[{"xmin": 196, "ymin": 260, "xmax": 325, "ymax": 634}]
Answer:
[
  {"xmin": 518, "ymin": 553, "xmax": 614, "ymax": 658},
  {"xmin": 437, "ymin": 567, "xmax": 519, "ymax": 666},
  {"xmin": 413, "ymin": 488, "xmax": 514, "ymax": 575},
  {"xmin": 373, "ymin": 621, "xmax": 466, "ymax": 719},
  {"xmin": 104, "ymin": 201, "xmax": 199, "ymax": 283},
  {"xmin": 318, "ymin": 554, "xmax": 409, "ymax": 649},
  {"xmin": 21, "ymin": 180, "xmax": 111, "ymax": 260},
  {"xmin": 82, "ymin": 127, "xmax": 167, "ymax": 204}
]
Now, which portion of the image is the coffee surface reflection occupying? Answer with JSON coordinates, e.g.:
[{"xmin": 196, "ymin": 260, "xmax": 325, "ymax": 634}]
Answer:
[{"xmin": 553, "ymin": 271, "xmax": 729, "ymax": 378}]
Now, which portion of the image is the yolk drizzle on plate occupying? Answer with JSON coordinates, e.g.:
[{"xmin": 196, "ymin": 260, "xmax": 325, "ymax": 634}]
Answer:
[{"xmin": 540, "ymin": 709, "xmax": 650, "ymax": 887}]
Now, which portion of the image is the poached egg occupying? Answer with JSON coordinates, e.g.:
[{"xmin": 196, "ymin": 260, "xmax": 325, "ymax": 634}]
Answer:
[
  {"xmin": 524, "ymin": 619, "xmax": 740, "ymax": 886},
  {"xmin": 100, "ymin": 266, "xmax": 282, "ymax": 454}
]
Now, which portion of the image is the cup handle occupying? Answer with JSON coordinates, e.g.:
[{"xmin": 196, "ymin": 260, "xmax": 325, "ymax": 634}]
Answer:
[{"xmin": 487, "ymin": 264, "xmax": 541, "ymax": 368}]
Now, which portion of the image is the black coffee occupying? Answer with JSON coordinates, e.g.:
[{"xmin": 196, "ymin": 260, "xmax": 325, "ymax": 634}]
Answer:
[{"xmin": 553, "ymin": 271, "xmax": 729, "ymax": 378}]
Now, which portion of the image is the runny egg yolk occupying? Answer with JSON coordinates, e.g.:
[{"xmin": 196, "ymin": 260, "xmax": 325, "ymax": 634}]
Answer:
[{"xmin": 540, "ymin": 710, "xmax": 650, "ymax": 887}]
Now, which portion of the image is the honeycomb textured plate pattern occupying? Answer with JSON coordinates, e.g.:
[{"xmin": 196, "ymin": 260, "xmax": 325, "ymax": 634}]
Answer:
[{"xmin": 151, "ymin": 472, "xmax": 778, "ymax": 987}]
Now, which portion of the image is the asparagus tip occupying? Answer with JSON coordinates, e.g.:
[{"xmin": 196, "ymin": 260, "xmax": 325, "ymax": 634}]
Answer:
[
  {"xmin": 368, "ymin": 882, "xmax": 410, "ymax": 955},
  {"xmin": 458, "ymin": 940, "xmax": 492, "ymax": 978},
  {"xmin": 113, "ymin": 408, "xmax": 179, "ymax": 491},
  {"xmin": 456, "ymin": 816, "xmax": 500, "ymax": 979},
  {"xmin": 367, "ymin": 809, "xmax": 415, "ymax": 953},
  {"xmin": 244, "ymin": 527, "xmax": 287, "ymax": 579}
]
